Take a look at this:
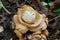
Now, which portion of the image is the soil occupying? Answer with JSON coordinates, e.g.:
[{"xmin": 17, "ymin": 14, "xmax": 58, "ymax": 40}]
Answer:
[{"xmin": 0, "ymin": 0, "xmax": 60, "ymax": 40}]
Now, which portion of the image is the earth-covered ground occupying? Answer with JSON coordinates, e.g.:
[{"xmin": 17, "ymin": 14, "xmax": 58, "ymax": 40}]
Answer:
[{"xmin": 0, "ymin": 0, "xmax": 60, "ymax": 40}]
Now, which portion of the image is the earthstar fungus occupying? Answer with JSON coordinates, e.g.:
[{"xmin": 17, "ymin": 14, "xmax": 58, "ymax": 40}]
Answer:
[{"xmin": 12, "ymin": 5, "xmax": 48, "ymax": 40}]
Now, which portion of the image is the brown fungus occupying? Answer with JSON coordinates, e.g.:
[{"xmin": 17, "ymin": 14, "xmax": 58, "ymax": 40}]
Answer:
[{"xmin": 12, "ymin": 5, "xmax": 48, "ymax": 40}]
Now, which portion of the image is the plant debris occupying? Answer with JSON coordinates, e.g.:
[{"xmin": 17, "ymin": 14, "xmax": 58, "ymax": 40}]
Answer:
[{"xmin": 0, "ymin": 0, "xmax": 60, "ymax": 40}]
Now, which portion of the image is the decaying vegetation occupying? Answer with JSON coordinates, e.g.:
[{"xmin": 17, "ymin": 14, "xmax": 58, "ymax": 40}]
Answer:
[{"xmin": 0, "ymin": 0, "xmax": 60, "ymax": 40}]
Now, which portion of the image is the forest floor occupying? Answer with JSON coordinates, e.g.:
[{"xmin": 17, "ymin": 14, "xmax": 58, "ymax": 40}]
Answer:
[{"xmin": 0, "ymin": 0, "xmax": 60, "ymax": 40}]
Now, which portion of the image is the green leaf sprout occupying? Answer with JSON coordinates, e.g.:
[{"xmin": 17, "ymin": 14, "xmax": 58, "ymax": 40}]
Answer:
[{"xmin": 0, "ymin": 2, "xmax": 3, "ymax": 9}]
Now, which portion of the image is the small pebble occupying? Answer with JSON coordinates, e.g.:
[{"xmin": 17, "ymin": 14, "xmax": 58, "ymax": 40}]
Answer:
[{"xmin": 0, "ymin": 26, "xmax": 4, "ymax": 32}]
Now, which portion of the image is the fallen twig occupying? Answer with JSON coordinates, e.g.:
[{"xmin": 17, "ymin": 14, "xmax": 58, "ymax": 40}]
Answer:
[
  {"xmin": 49, "ymin": 15, "xmax": 60, "ymax": 22},
  {"xmin": 0, "ymin": 0, "xmax": 11, "ymax": 14}
]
